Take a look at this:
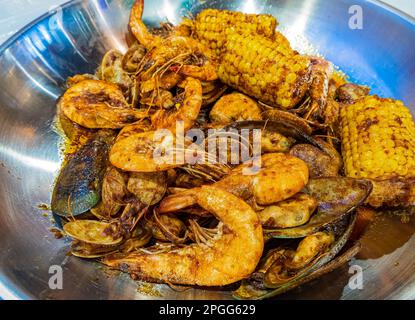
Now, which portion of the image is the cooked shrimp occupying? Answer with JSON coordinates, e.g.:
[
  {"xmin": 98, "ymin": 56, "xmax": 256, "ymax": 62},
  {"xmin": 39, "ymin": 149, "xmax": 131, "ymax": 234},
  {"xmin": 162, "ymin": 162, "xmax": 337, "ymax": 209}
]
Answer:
[
  {"xmin": 209, "ymin": 92, "xmax": 263, "ymax": 124},
  {"xmin": 130, "ymin": 0, "xmax": 217, "ymax": 82},
  {"xmin": 151, "ymin": 77, "xmax": 203, "ymax": 131},
  {"xmin": 110, "ymin": 123, "xmax": 215, "ymax": 173},
  {"xmin": 212, "ymin": 153, "xmax": 308, "ymax": 206},
  {"xmin": 66, "ymin": 74, "xmax": 97, "ymax": 87},
  {"xmin": 140, "ymin": 72, "xmax": 183, "ymax": 92},
  {"xmin": 140, "ymin": 89, "xmax": 175, "ymax": 109},
  {"xmin": 129, "ymin": 0, "xmax": 160, "ymax": 49},
  {"xmin": 116, "ymin": 120, "xmax": 152, "ymax": 142},
  {"xmin": 139, "ymin": 73, "xmax": 183, "ymax": 109},
  {"xmin": 141, "ymin": 36, "xmax": 218, "ymax": 82},
  {"xmin": 103, "ymin": 185, "xmax": 264, "ymax": 286},
  {"xmin": 159, "ymin": 153, "xmax": 309, "ymax": 212},
  {"xmin": 59, "ymin": 80, "xmax": 147, "ymax": 129},
  {"xmin": 178, "ymin": 63, "xmax": 218, "ymax": 83},
  {"xmin": 110, "ymin": 130, "xmax": 180, "ymax": 172},
  {"xmin": 302, "ymin": 57, "xmax": 333, "ymax": 122}
]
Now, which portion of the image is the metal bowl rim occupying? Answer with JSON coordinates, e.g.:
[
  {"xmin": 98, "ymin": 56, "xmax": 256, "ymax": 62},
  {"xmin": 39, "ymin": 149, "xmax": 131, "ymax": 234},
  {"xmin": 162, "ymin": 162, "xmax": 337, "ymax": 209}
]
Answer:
[{"xmin": 2, "ymin": 0, "xmax": 415, "ymax": 56}]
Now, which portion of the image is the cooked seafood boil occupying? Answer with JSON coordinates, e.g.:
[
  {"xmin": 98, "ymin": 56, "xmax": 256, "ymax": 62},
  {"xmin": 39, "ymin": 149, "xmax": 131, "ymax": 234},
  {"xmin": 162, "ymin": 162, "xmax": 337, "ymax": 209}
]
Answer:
[{"xmin": 51, "ymin": 0, "xmax": 415, "ymax": 299}]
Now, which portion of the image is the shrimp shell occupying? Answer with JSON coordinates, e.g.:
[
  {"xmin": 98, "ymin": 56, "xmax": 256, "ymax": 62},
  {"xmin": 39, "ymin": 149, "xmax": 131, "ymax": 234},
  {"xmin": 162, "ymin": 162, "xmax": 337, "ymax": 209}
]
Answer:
[
  {"xmin": 59, "ymin": 80, "xmax": 147, "ymax": 129},
  {"xmin": 103, "ymin": 186, "xmax": 263, "ymax": 286}
]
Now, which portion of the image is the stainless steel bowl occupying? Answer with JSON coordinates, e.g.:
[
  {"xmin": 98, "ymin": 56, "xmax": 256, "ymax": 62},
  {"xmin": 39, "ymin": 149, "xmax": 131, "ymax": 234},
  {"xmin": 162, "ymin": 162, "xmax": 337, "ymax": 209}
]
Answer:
[{"xmin": 0, "ymin": 0, "xmax": 414, "ymax": 300}]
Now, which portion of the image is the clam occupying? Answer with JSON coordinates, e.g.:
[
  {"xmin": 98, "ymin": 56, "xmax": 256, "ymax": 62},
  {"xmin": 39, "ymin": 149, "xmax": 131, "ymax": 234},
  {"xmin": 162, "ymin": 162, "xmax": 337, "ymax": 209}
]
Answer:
[
  {"xmin": 63, "ymin": 220, "xmax": 123, "ymax": 246},
  {"xmin": 51, "ymin": 130, "xmax": 115, "ymax": 217},
  {"xmin": 102, "ymin": 166, "xmax": 129, "ymax": 217},
  {"xmin": 69, "ymin": 225, "xmax": 152, "ymax": 258},
  {"xmin": 70, "ymin": 240, "xmax": 119, "ymax": 259},
  {"xmin": 90, "ymin": 167, "xmax": 127, "ymax": 221},
  {"xmin": 90, "ymin": 202, "xmax": 110, "ymax": 220},
  {"xmin": 265, "ymin": 177, "xmax": 372, "ymax": 238},
  {"xmin": 145, "ymin": 210, "xmax": 187, "ymax": 244},
  {"xmin": 119, "ymin": 227, "xmax": 152, "ymax": 253},
  {"xmin": 64, "ymin": 219, "xmax": 123, "ymax": 259},
  {"xmin": 98, "ymin": 49, "xmax": 133, "ymax": 91},
  {"xmin": 127, "ymin": 172, "xmax": 167, "ymax": 206},
  {"xmin": 121, "ymin": 42, "xmax": 147, "ymax": 73}
]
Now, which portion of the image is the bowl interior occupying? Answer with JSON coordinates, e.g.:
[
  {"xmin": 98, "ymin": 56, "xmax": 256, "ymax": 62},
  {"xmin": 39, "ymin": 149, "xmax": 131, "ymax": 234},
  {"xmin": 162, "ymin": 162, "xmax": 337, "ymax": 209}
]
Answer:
[{"xmin": 0, "ymin": 0, "xmax": 414, "ymax": 299}]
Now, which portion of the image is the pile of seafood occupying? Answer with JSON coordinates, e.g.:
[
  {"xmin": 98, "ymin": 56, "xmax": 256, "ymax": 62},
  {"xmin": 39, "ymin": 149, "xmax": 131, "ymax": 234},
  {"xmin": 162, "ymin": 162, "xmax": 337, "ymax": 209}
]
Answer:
[{"xmin": 51, "ymin": 0, "xmax": 415, "ymax": 299}]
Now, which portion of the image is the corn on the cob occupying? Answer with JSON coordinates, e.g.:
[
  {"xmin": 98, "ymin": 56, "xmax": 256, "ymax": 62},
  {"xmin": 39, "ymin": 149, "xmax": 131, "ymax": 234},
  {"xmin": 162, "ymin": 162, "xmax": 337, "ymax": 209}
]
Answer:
[
  {"xmin": 194, "ymin": 9, "xmax": 278, "ymax": 56},
  {"xmin": 218, "ymin": 31, "xmax": 311, "ymax": 109},
  {"xmin": 340, "ymin": 95, "xmax": 415, "ymax": 179}
]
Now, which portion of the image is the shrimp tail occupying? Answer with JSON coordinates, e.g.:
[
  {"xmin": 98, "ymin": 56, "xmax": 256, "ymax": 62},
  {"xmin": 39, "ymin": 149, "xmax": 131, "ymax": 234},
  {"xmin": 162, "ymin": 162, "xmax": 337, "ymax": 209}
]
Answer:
[
  {"xmin": 158, "ymin": 189, "xmax": 198, "ymax": 213},
  {"xmin": 151, "ymin": 77, "xmax": 203, "ymax": 131},
  {"xmin": 179, "ymin": 64, "xmax": 218, "ymax": 82},
  {"xmin": 129, "ymin": 0, "xmax": 158, "ymax": 48}
]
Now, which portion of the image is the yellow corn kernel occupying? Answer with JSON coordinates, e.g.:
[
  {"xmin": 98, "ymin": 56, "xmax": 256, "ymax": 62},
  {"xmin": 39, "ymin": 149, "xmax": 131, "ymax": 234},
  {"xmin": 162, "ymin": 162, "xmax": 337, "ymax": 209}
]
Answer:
[
  {"xmin": 217, "ymin": 31, "xmax": 311, "ymax": 109},
  {"xmin": 194, "ymin": 9, "xmax": 277, "ymax": 57},
  {"xmin": 340, "ymin": 95, "xmax": 415, "ymax": 179}
]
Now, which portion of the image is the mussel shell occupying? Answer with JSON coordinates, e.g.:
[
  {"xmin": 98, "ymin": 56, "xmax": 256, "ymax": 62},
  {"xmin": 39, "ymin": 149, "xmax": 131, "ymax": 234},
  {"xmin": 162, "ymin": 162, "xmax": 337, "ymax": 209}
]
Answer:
[
  {"xmin": 262, "ymin": 109, "xmax": 313, "ymax": 135},
  {"xmin": 234, "ymin": 238, "xmax": 361, "ymax": 300},
  {"xmin": 306, "ymin": 178, "xmax": 373, "ymax": 215},
  {"xmin": 265, "ymin": 178, "xmax": 372, "ymax": 238},
  {"xmin": 264, "ymin": 214, "xmax": 356, "ymax": 287},
  {"xmin": 233, "ymin": 214, "xmax": 357, "ymax": 300},
  {"xmin": 51, "ymin": 212, "xmax": 65, "ymax": 230},
  {"xmin": 51, "ymin": 130, "xmax": 115, "ymax": 217}
]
